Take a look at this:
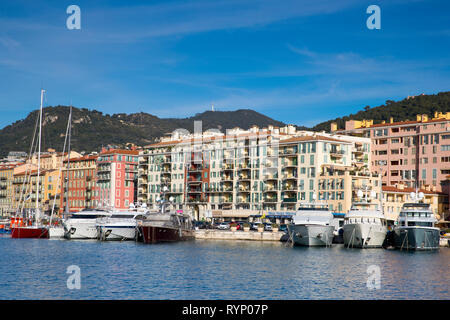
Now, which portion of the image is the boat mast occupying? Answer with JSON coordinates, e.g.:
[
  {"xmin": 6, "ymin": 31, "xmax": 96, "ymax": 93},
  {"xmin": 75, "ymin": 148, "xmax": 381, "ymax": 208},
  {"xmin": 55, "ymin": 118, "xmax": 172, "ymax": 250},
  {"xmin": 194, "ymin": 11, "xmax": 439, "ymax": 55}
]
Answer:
[
  {"xmin": 35, "ymin": 89, "xmax": 45, "ymax": 224},
  {"xmin": 65, "ymin": 105, "xmax": 72, "ymax": 214}
]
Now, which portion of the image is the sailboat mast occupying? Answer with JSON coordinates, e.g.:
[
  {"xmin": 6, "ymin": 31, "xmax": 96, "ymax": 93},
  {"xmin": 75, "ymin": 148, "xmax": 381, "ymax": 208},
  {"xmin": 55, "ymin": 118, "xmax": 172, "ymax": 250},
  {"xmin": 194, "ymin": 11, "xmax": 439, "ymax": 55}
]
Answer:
[
  {"xmin": 65, "ymin": 105, "xmax": 72, "ymax": 214},
  {"xmin": 35, "ymin": 89, "xmax": 45, "ymax": 223}
]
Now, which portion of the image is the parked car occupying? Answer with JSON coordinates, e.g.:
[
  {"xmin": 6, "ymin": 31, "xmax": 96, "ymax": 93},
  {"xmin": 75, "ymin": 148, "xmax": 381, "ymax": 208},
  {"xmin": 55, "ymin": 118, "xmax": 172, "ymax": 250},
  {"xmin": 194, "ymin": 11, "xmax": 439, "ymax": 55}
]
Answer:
[
  {"xmin": 218, "ymin": 222, "xmax": 230, "ymax": 230},
  {"xmin": 250, "ymin": 222, "xmax": 262, "ymax": 231},
  {"xmin": 279, "ymin": 224, "xmax": 288, "ymax": 233},
  {"xmin": 264, "ymin": 223, "xmax": 272, "ymax": 231}
]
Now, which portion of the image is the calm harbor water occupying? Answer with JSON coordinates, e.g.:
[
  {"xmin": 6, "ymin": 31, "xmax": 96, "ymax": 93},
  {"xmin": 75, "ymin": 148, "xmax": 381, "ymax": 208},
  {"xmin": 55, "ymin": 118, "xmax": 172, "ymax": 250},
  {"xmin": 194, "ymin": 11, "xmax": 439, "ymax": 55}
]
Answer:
[{"xmin": 0, "ymin": 235, "xmax": 449, "ymax": 300}]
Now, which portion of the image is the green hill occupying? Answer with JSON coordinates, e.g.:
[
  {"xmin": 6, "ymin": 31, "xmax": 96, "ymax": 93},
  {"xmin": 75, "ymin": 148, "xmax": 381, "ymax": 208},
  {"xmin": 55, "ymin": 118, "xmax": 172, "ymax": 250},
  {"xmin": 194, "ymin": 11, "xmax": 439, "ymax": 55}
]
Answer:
[
  {"xmin": 312, "ymin": 91, "xmax": 450, "ymax": 131},
  {"xmin": 0, "ymin": 107, "xmax": 287, "ymax": 157}
]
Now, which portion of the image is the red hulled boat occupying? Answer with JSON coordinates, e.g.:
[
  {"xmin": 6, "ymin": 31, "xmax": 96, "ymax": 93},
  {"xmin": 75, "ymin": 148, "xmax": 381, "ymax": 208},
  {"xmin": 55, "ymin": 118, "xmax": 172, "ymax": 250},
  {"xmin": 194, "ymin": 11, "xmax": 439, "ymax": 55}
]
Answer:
[
  {"xmin": 10, "ymin": 90, "xmax": 49, "ymax": 240},
  {"xmin": 11, "ymin": 226, "xmax": 49, "ymax": 239}
]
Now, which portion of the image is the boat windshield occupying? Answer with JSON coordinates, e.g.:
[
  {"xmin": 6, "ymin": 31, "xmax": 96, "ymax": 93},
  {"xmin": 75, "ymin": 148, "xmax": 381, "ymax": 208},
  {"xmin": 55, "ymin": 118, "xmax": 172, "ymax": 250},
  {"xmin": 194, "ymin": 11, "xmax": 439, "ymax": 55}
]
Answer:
[
  {"xmin": 399, "ymin": 211, "xmax": 432, "ymax": 218},
  {"xmin": 109, "ymin": 214, "xmax": 137, "ymax": 219},
  {"xmin": 297, "ymin": 203, "xmax": 329, "ymax": 211},
  {"xmin": 69, "ymin": 214, "xmax": 106, "ymax": 219}
]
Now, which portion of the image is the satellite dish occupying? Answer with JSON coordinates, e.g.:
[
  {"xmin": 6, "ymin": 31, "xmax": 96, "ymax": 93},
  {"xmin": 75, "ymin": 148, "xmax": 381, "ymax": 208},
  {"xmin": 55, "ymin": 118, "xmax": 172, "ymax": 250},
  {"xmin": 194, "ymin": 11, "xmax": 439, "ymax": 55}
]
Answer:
[
  {"xmin": 129, "ymin": 203, "xmax": 135, "ymax": 209},
  {"xmin": 312, "ymin": 193, "xmax": 317, "ymax": 200},
  {"xmin": 370, "ymin": 191, "xmax": 376, "ymax": 199},
  {"xmin": 163, "ymin": 186, "xmax": 168, "ymax": 192},
  {"xmin": 169, "ymin": 196, "xmax": 174, "ymax": 202},
  {"xmin": 357, "ymin": 190, "xmax": 363, "ymax": 198},
  {"xmin": 156, "ymin": 196, "xmax": 161, "ymax": 202},
  {"xmin": 410, "ymin": 192, "xmax": 416, "ymax": 200},
  {"xmin": 418, "ymin": 192, "xmax": 424, "ymax": 200},
  {"xmin": 141, "ymin": 203, "xmax": 147, "ymax": 208}
]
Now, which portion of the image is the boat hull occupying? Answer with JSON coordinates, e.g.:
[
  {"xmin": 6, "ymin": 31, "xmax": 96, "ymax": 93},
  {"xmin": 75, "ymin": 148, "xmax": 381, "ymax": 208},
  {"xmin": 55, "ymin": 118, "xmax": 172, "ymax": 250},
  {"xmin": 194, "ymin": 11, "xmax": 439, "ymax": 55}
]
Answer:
[
  {"xmin": 287, "ymin": 224, "xmax": 334, "ymax": 246},
  {"xmin": 11, "ymin": 226, "xmax": 49, "ymax": 239},
  {"xmin": 343, "ymin": 223, "xmax": 387, "ymax": 248},
  {"xmin": 63, "ymin": 222, "xmax": 98, "ymax": 239},
  {"xmin": 97, "ymin": 225, "xmax": 136, "ymax": 241},
  {"xmin": 137, "ymin": 225, "xmax": 195, "ymax": 244},
  {"xmin": 394, "ymin": 227, "xmax": 440, "ymax": 250},
  {"xmin": 48, "ymin": 227, "xmax": 65, "ymax": 239}
]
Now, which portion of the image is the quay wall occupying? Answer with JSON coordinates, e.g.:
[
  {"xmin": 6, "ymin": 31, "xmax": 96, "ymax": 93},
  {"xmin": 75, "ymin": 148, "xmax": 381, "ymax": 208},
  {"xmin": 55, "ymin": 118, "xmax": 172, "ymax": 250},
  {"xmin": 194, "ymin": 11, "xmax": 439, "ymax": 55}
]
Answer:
[{"xmin": 195, "ymin": 230, "xmax": 285, "ymax": 241}]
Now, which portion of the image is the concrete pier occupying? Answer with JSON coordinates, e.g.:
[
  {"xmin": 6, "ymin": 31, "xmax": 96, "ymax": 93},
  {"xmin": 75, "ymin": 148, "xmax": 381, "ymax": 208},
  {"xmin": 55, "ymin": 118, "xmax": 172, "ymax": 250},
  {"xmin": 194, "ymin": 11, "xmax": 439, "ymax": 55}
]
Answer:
[{"xmin": 195, "ymin": 229, "xmax": 285, "ymax": 241}]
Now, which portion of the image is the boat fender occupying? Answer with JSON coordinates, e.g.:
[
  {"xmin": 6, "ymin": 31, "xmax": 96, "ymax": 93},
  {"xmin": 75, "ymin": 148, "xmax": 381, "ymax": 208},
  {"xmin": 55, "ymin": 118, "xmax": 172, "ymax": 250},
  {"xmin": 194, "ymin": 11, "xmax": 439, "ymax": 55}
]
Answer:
[
  {"xmin": 69, "ymin": 227, "xmax": 76, "ymax": 235},
  {"xmin": 105, "ymin": 230, "xmax": 111, "ymax": 237}
]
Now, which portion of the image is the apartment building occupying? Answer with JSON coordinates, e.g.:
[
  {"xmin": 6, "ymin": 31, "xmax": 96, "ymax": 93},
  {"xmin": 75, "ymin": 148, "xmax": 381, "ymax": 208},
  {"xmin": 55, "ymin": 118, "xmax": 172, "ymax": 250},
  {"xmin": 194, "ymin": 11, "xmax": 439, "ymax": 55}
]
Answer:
[
  {"xmin": 0, "ymin": 164, "xmax": 18, "ymax": 216},
  {"xmin": 12, "ymin": 169, "xmax": 45, "ymax": 213},
  {"xmin": 96, "ymin": 149, "xmax": 139, "ymax": 209},
  {"xmin": 138, "ymin": 125, "xmax": 376, "ymax": 220},
  {"xmin": 60, "ymin": 155, "xmax": 98, "ymax": 213},
  {"xmin": 30, "ymin": 149, "xmax": 81, "ymax": 170},
  {"xmin": 333, "ymin": 112, "xmax": 450, "ymax": 193}
]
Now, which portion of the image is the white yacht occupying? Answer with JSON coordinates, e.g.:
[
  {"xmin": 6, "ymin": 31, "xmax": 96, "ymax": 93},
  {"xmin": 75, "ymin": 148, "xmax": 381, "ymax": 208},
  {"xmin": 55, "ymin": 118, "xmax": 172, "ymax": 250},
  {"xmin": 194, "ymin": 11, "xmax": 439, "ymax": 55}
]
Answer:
[
  {"xmin": 394, "ymin": 192, "xmax": 440, "ymax": 250},
  {"xmin": 287, "ymin": 202, "xmax": 335, "ymax": 246},
  {"xmin": 343, "ymin": 190, "xmax": 387, "ymax": 248},
  {"xmin": 96, "ymin": 205, "xmax": 148, "ymax": 241},
  {"xmin": 48, "ymin": 221, "xmax": 65, "ymax": 239},
  {"xmin": 63, "ymin": 209, "xmax": 112, "ymax": 239}
]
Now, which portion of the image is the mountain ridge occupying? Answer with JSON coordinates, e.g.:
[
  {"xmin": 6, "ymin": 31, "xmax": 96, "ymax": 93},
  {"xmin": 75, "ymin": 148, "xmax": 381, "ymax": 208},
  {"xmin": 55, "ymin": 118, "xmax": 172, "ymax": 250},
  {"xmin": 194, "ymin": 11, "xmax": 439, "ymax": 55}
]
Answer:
[{"xmin": 0, "ymin": 107, "xmax": 289, "ymax": 157}]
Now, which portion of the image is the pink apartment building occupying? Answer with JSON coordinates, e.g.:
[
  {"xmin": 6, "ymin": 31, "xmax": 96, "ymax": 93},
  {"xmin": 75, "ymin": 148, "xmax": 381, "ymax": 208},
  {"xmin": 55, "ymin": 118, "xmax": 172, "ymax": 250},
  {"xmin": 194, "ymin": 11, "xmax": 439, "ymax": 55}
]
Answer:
[
  {"xmin": 335, "ymin": 113, "xmax": 450, "ymax": 193},
  {"xmin": 96, "ymin": 148, "xmax": 139, "ymax": 210}
]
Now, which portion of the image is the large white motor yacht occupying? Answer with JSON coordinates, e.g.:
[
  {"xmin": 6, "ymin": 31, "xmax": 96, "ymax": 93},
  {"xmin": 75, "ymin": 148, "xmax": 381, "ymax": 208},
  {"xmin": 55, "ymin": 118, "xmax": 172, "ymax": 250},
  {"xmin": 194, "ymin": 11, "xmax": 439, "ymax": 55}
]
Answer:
[
  {"xmin": 287, "ymin": 201, "xmax": 335, "ymax": 247},
  {"xmin": 343, "ymin": 190, "xmax": 387, "ymax": 248},
  {"xmin": 63, "ymin": 209, "xmax": 112, "ymax": 239},
  {"xmin": 394, "ymin": 192, "xmax": 440, "ymax": 250},
  {"xmin": 96, "ymin": 204, "xmax": 148, "ymax": 241}
]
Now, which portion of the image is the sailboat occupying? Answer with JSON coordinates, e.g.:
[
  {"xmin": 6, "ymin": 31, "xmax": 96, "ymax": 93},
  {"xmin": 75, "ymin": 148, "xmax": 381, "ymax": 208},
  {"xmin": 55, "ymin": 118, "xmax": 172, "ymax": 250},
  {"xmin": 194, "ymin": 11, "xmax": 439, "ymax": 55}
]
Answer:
[
  {"xmin": 47, "ymin": 105, "xmax": 74, "ymax": 239},
  {"xmin": 11, "ymin": 89, "xmax": 49, "ymax": 239}
]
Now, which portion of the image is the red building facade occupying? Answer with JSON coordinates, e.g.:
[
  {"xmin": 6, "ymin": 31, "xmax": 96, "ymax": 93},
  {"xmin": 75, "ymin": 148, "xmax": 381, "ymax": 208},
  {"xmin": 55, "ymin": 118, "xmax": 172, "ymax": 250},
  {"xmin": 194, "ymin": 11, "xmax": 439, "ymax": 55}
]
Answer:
[{"xmin": 96, "ymin": 149, "xmax": 139, "ymax": 210}]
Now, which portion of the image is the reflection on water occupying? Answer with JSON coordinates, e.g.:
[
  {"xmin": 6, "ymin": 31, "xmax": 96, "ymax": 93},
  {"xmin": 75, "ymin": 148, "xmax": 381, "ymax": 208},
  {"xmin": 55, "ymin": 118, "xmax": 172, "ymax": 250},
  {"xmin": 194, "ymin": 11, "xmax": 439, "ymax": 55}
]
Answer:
[{"xmin": 0, "ymin": 237, "xmax": 448, "ymax": 300}]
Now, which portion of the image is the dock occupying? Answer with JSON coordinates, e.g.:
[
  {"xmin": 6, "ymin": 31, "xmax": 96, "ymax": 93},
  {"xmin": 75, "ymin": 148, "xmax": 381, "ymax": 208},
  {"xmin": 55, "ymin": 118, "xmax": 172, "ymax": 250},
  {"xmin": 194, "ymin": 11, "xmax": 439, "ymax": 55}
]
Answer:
[{"xmin": 195, "ymin": 229, "xmax": 286, "ymax": 241}]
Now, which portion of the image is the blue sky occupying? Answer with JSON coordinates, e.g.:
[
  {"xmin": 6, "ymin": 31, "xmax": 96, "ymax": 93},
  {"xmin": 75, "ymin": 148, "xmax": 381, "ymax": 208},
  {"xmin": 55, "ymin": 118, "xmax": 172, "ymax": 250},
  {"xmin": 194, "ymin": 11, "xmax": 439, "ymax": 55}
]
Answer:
[{"xmin": 0, "ymin": 0, "xmax": 449, "ymax": 129}]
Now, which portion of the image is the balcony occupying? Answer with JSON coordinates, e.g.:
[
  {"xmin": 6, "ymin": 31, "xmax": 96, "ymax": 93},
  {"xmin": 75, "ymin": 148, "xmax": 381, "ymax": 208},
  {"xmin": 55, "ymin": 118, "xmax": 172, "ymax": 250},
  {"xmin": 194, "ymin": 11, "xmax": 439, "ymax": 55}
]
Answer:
[
  {"xmin": 282, "ymin": 175, "xmax": 298, "ymax": 181},
  {"xmin": 330, "ymin": 149, "xmax": 345, "ymax": 157},
  {"xmin": 97, "ymin": 175, "xmax": 111, "ymax": 181},
  {"xmin": 282, "ymin": 197, "xmax": 297, "ymax": 203},
  {"xmin": 280, "ymin": 148, "xmax": 297, "ymax": 156},
  {"xmin": 125, "ymin": 166, "xmax": 138, "ymax": 173},
  {"xmin": 221, "ymin": 175, "xmax": 233, "ymax": 181},
  {"xmin": 283, "ymin": 160, "xmax": 298, "ymax": 167},
  {"xmin": 223, "ymin": 164, "xmax": 234, "ymax": 170},
  {"xmin": 188, "ymin": 197, "xmax": 207, "ymax": 203},
  {"xmin": 282, "ymin": 185, "xmax": 297, "ymax": 191},
  {"xmin": 264, "ymin": 174, "xmax": 278, "ymax": 181},
  {"xmin": 237, "ymin": 197, "xmax": 250, "ymax": 203},
  {"xmin": 97, "ymin": 166, "xmax": 111, "ymax": 173},
  {"xmin": 263, "ymin": 196, "xmax": 278, "ymax": 203}
]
